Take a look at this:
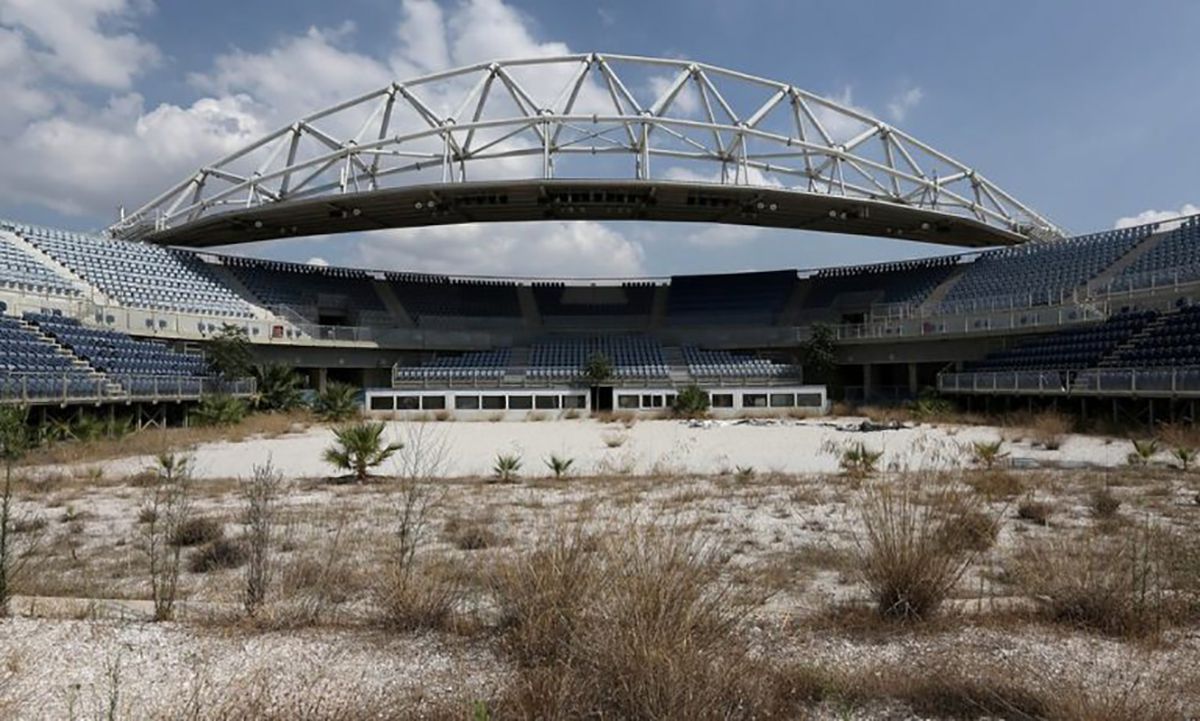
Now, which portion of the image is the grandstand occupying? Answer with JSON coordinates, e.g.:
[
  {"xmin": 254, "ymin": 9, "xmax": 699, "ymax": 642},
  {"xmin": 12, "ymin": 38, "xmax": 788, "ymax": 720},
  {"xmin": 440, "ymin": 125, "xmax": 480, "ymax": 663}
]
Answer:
[
  {"xmin": 2, "ymin": 209, "xmax": 1199, "ymax": 417},
  {"xmin": 0, "ymin": 53, "xmax": 1195, "ymax": 422}
]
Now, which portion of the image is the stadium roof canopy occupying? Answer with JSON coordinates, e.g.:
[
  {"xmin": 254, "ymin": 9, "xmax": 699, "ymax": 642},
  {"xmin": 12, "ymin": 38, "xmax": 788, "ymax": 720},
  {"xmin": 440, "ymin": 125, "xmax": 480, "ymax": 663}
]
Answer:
[{"xmin": 111, "ymin": 53, "xmax": 1063, "ymax": 248}]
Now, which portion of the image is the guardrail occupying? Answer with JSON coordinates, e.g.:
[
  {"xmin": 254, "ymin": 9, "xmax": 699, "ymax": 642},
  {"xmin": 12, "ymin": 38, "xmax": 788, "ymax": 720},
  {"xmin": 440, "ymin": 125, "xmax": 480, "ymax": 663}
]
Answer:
[
  {"xmin": 391, "ymin": 369, "xmax": 802, "ymax": 389},
  {"xmin": 938, "ymin": 368, "xmax": 1200, "ymax": 397},
  {"xmin": 0, "ymin": 373, "xmax": 256, "ymax": 405},
  {"xmin": 868, "ymin": 266, "xmax": 1200, "ymax": 323}
]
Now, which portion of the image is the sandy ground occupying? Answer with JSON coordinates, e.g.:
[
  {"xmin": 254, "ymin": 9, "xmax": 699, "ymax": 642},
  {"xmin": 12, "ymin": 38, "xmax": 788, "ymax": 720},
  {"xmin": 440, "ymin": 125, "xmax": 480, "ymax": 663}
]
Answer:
[
  {"xmin": 30, "ymin": 417, "xmax": 1133, "ymax": 482},
  {"xmin": 3, "ymin": 417, "xmax": 1197, "ymax": 718}
]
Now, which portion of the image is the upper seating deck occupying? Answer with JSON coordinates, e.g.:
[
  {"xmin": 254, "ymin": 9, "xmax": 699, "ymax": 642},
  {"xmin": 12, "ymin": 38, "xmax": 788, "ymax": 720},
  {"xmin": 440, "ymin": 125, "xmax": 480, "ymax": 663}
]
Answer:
[
  {"xmin": 532, "ymin": 282, "xmax": 657, "ymax": 317},
  {"xmin": 1111, "ymin": 217, "xmax": 1200, "ymax": 290},
  {"xmin": 0, "ymin": 228, "xmax": 79, "ymax": 297},
  {"xmin": 220, "ymin": 256, "xmax": 385, "ymax": 315},
  {"xmin": 803, "ymin": 256, "xmax": 960, "ymax": 309},
  {"xmin": 666, "ymin": 270, "xmax": 796, "ymax": 325},
  {"xmin": 387, "ymin": 273, "xmax": 523, "ymax": 322},
  {"xmin": 939, "ymin": 225, "xmax": 1154, "ymax": 309},
  {"xmin": 7, "ymin": 223, "xmax": 255, "ymax": 317}
]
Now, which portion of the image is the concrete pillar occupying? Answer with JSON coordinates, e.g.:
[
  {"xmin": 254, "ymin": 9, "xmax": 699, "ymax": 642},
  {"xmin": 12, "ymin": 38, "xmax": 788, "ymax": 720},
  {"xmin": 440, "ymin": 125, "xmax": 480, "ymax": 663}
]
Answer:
[
  {"xmin": 862, "ymin": 364, "xmax": 873, "ymax": 403},
  {"xmin": 908, "ymin": 363, "xmax": 920, "ymax": 396},
  {"xmin": 315, "ymin": 367, "xmax": 328, "ymax": 394}
]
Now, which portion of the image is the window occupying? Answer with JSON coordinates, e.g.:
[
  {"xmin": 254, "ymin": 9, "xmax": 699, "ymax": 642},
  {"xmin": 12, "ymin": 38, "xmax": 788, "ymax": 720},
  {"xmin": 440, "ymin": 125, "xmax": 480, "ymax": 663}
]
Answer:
[
  {"xmin": 562, "ymin": 395, "xmax": 586, "ymax": 409},
  {"xmin": 535, "ymin": 395, "xmax": 561, "ymax": 409},
  {"xmin": 743, "ymin": 394, "xmax": 768, "ymax": 408},
  {"xmin": 770, "ymin": 393, "xmax": 796, "ymax": 408},
  {"xmin": 397, "ymin": 396, "xmax": 420, "ymax": 410},
  {"xmin": 618, "ymin": 395, "xmax": 639, "ymax": 409},
  {"xmin": 795, "ymin": 393, "xmax": 823, "ymax": 407},
  {"xmin": 368, "ymin": 395, "xmax": 394, "ymax": 411},
  {"xmin": 711, "ymin": 393, "xmax": 734, "ymax": 408},
  {"xmin": 641, "ymin": 394, "xmax": 653, "ymax": 407},
  {"xmin": 454, "ymin": 395, "xmax": 480, "ymax": 410},
  {"xmin": 482, "ymin": 395, "xmax": 506, "ymax": 410},
  {"xmin": 421, "ymin": 395, "xmax": 446, "ymax": 410},
  {"xmin": 509, "ymin": 395, "xmax": 533, "ymax": 410}
]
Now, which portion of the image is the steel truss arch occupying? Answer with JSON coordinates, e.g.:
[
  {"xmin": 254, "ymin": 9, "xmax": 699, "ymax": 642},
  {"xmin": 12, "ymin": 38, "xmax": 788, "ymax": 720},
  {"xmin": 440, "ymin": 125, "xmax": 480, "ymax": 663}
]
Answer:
[{"xmin": 111, "ymin": 53, "xmax": 1063, "ymax": 244}]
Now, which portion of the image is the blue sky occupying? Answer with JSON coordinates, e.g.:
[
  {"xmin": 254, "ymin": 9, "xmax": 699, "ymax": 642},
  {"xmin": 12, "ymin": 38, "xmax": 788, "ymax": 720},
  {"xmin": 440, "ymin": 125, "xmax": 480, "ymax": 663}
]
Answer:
[{"xmin": 0, "ymin": 0, "xmax": 1196, "ymax": 277}]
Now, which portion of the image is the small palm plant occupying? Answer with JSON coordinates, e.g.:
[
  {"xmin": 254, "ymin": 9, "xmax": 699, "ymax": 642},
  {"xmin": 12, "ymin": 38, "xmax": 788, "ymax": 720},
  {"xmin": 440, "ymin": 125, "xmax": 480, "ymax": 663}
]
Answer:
[
  {"xmin": 970, "ymin": 439, "xmax": 1009, "ymax": 470},
  {"xmin": 544, "ymin": 454, "xmax": 574, "ymax": 479},
  {"xmin": 840, "ymin": 442, "xmax": 883, "ymax": 478},
  {"xmin": 493, "ymin": 453, "xmax": 522, "ymax": 483},
  {"xmin": 323, "ymin": 421, "xmax": 403, "ymax": 482},
  {"xmin": 313, "ymin": 382, "xmax": 360, "ymax": 422},
  {"xmin": 1126, "ymin": 438, "xmax": 1159, "ymax": 467},
  {"xmin": 253, "ymin": 363, "xmax": 304, "ymax": 412},
  {"xmin": 1171, "ymin": 446, "xmax": 1198, "ymax": 472}
]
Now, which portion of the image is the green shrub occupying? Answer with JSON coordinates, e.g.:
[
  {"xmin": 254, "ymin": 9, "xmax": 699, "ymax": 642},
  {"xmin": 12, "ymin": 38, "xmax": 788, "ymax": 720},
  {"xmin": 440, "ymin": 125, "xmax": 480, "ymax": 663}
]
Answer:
[
  {"xmin": 312, "ymin": 382, "xmax": 360, "ymax": 422},
  {"xmin": 493, "ymin": 453, "xmax": 523, "ymax": 483},
  {"xmin": 190, "ymin": 537, "xmax": 247, "ymax": 573},
  {"xmin": 970, "ymin": 439, "xmax": 1008, "ymax": 470},
  {"xmin": 839, "ymin": 442, "xmax": 883, "ymax": 478},
  {"xmin": 323, "ymin": 421, "xmax": 403, "ymax": 482},
  {"xmin": 190, "ymin": 394, "xmax": 248, "ymax": 427},
  {"xmin": 171, "ymin": 517, "xmax": 223, "ymax": 547},
  {"xmin": 253, "ymin": 363, "xmax": 304, "ymax": 412},
  {"xmin": 673, "ymin": 385, "xmax": 710, "ymax": 418},
  {"xmin": 1127, "ymin": 439, "xmax": 1159, "ymax": 467},
  {"xmin": 544, "ymin": 454, "xmax": 574, "ymax": 479}
]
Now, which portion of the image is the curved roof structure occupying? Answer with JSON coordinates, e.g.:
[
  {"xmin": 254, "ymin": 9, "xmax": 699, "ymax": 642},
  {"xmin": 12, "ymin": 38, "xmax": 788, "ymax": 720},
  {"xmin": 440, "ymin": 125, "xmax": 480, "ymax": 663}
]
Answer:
[{"xmin": 111, "ymin": 53, "xmax": 1063, "ymax": 248}]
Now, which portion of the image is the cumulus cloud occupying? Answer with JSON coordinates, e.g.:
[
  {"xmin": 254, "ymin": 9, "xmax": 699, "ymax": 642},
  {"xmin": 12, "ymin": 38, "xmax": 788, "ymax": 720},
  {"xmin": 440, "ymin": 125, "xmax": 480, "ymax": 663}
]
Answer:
[
  {"xmin": 0, "ymin": 0, "xmax": 667, "ymax": 274},
  {"xmin": 354, "ymin": 221, "xmax": 645, "ymax": 277},
  {"xmin": 1, "ymin": 94, "xmax": 262, "ymax": 216},
  {"xmin": 1114, "ymin": 203, "xmax": 1200, "ymax": 230},
  {"xmin": 647, "ymin": 73, "xmax": 701, "ymax": 116},
  {"xmin": 0, "ymin": 0, "xmax": 159, "ymax": 89},
  {"xmin": 886, "ymin": 85, "xmax": 924, "ymax": 122},
  {"xmin": 679, "ymin": 225, "xmax": 763, "ymax": 249}
]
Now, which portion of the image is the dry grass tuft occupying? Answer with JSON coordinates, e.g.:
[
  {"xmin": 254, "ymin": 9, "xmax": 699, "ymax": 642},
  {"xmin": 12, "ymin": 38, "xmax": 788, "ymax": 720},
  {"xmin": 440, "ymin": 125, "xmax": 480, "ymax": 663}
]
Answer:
[
  {"xmin": 170, "ymin": 516, "xmax": 223, "ymax": 547},
  {"xmin": 189, "ymin": 537, "xmax": 247, "ymax": 573},
  {"xmin": 966, "ymin": 469, "xmax": 1024, "ymax": 499},
  {"xmin": 490, "ymin": 523, "xmax": 781, "ymax": 719},
  {"xmin": 1089, "ymin": 486, "xmax": 1122, "ymax": 520},
  {"xmin": 442, "ymin": 515, "xmax": 500, "ymax": 551},
  {"xmin": 1008, "ymin": 524, "xmax": 1197, "ymax": 638},
  {"xmin": 1028, "ymin": 410, "xmax": 1072, "ymax": 450},
  {"xmin": 1016, "ymin": 497, "xmax": 1054, "ymax": 526},
  {"xmin": 854, "ymin": 477, "xmax": 988, "ymax": 620}
]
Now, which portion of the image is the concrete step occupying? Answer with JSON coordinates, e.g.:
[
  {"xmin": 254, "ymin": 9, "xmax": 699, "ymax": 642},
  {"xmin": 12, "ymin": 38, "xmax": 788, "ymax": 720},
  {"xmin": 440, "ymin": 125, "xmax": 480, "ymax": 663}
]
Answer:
[
  {"xmin": 516, "ymin": 286, "xmax": 541, "ymax": 328},
  {"xmin": 197, "ymin": 262, "xmax": 274, "ymax": 319},
  {"xmin": 1084, "ymin": 230, "xmax": 1169, "ymax": 291},
  {"xmin": 919, "ymin": 264, "xmax": 968, "ymax": 310},
  {"xmin": 371, "ymin": 279, "xmax": 415, "ymax": 327}
]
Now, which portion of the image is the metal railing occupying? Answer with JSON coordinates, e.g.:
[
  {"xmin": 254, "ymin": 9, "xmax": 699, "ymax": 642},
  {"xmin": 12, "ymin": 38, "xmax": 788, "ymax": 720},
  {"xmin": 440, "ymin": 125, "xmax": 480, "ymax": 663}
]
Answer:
[
  {"xmin": 391, "ymin": 368, "xmax": 802, "ymax": 389},
  {"xmin": 938, "ymin": 368, "xmax": 1200, "ymax": 397},
  {"xmin": 0, "ymin": 373, "xmax": 255, "ymax": 405},
  {"xmin": 868, "ymin": 264, "xmax": 1200, "ymax": 324}
]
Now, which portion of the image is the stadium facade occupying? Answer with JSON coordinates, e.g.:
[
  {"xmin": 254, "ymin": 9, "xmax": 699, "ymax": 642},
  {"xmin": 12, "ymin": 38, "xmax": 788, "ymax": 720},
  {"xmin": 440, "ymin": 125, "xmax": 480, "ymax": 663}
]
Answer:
[{"xmin": 1, "ymin": 54, "xmax": 1197, "ymax": 424}]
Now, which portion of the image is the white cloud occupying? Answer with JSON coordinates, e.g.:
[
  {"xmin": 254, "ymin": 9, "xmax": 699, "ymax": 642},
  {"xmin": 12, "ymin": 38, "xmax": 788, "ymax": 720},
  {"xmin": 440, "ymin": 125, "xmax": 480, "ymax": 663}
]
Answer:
[
  {"xmin": 1, "ymin": 94, "xmax": 262, "ymax": 216},
  {"xmin": 190, "ymin": 23, "xmax": 392, "ymax": 125},
  {"xmin": 306, "ymin": 257, "xmax": 330, "ymax": 267},
  {"xmin": 354, "ymin": 221, "xmax": 645, "ymax": 277},
  {"xmin": 813, "ymin": 86, "xmax": 872, "ymax": 143},
  {"xmin": 0, "ymin": 0, "xmax": 159, "ymax": 89},
  {"xmin": 886, "ymin": 85, "xmax": 924, "ymax": 122},
  {"xmin": 1114, "ymin": 203, "xmax": 1200, "ymax": 230},
  {"xmin": 648, "ymin": 73, "xmax": 700, "ymax": 116},
  {"xmin": 680, "ymin": 225, "xmax": 763, "ymax": 249}
]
